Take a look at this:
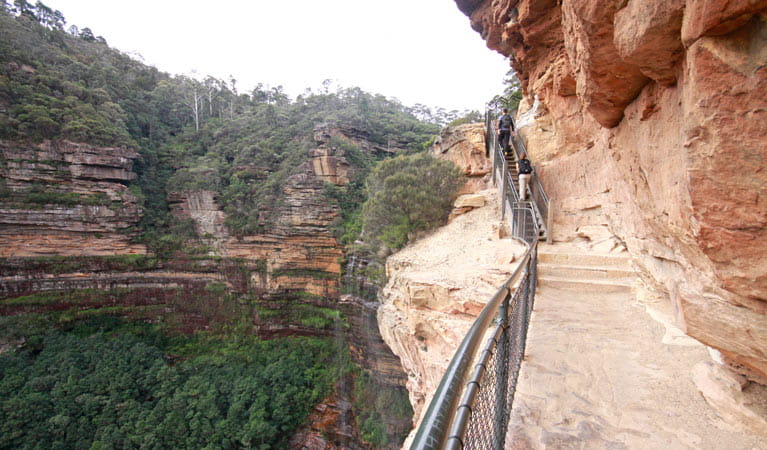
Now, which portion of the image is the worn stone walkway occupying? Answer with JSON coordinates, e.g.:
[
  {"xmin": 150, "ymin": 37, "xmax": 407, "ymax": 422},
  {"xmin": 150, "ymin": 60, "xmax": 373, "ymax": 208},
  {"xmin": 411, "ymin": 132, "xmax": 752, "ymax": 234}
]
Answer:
[{"xmin": 505, "ymin": 244, "xmax": 766, "ymax": 449}]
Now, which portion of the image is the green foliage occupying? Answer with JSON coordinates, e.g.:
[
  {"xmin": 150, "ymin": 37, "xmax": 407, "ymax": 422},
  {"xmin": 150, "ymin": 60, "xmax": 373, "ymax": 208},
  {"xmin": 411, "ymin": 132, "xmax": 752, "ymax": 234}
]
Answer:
[
  {"xmin": 489, "ymin": 69, "xmax": 523, "ymax": 112},
  {"xmin": 0, "ymin": 320, "xmax": 339, "ymax": 449},
  {"xmin": 0, "ymin": 9, "xmax": 442, "ymax": 253},
  {"xmin": 0, "ymin": 10, "xmax": 150, "ymax": 147},
  {"xmin": 163, "ymin": 89, "xmax": 439, "ymax": 236},
  {"xmin": 203, "ymin": 281, "xmax": 227, "ymax": 293},
  {"xmin": 447, "ymin": 110, "xmax": 483, "ymax": 127},
  {"xmin": 256, "ymin": 301, "xmax": 347, "ymax": 331},
  {"xmin": 361, "ymin": 152, "xmax": 464, "ymax": 254},
  {"xmin": 0, "ymin": 254, "xmax": 160, "ymax": 275},
  {"xmin": 271, "ymin": 268, "xmax": 338, "ymax": 280},
  {"xmin": 11, "ymin": 184, "xmax": 112, "ymax": 208},
  {"xmin": 353, "ymin": 370, "xmax": 413, "ymax": 448}
]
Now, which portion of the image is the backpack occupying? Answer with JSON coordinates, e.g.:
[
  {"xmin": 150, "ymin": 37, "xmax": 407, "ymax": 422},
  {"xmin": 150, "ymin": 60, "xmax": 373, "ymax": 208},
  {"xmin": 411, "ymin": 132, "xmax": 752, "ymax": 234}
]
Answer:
[
  {"xmin": 499, "ymin": 114, "xmax": 513, "ymax": 130},
  {"xmin": 518, "ymin": 158, "xmax": 532, "ymax": 174}
]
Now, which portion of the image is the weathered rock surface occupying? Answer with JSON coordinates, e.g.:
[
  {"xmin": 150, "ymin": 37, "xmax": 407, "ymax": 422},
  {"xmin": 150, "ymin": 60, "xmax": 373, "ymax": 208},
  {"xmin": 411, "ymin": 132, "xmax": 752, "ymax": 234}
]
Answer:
[
  {"xmin": 378, "ymin": 189, "xmax": 526, "ymax": 442},
  {"xmin": 456, "ymin": 0, "xmax": 767, "ymax": 435},
  {"xmin": 0, "ymin": 140, "xmax": 145, "ymax": 256},
  {"xmin": 289, "ymin": 379, "xmax": 367, "ymax": 450},
  {"xmin": 432, "ymin": 123, "xmax": 491, "ymax": 194}
]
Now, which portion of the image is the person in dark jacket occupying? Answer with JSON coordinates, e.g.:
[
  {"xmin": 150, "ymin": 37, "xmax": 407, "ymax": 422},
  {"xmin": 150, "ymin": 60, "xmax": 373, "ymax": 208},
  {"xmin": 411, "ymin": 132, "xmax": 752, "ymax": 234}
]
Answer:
[
  {"xmin": 517, "ymin": 152, "xmax": 533, "ymax": 201},
  {"xmin": 497, "ymin": 108, "xmax": 515, "ymax": 154}
]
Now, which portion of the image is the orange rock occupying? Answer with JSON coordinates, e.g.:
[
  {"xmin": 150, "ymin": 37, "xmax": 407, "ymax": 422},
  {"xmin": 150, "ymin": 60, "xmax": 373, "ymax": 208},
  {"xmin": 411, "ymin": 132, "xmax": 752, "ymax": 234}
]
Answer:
[
  {"xmin": 453, "ymin": 0, "xmax": 767, "ymax": 390},
  {"xmin": 682, "ymin": 0, "xmax": 767, "ymax": 45}
]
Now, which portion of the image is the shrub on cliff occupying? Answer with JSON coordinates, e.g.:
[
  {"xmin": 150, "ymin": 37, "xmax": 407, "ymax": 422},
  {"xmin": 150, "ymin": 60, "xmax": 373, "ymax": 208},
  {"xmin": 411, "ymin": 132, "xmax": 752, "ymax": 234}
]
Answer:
[{"xmin": 361, "ymin": 152, "xmax": 463, "ymax": 255}]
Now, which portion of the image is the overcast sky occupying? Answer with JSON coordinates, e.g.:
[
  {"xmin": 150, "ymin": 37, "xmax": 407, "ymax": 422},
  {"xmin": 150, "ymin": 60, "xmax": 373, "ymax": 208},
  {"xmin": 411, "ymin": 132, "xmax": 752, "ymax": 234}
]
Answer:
[{"xmin": 39, "ymin": 0, "xmax": 510, "ymax": 112}]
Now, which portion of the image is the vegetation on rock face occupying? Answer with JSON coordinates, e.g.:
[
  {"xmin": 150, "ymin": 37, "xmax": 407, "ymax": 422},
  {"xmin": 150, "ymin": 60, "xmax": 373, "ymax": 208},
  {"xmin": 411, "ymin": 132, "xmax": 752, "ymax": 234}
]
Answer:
[
  {"xmin": 0, "ymin": 4, "xmax": 486, "ymax": 448},
  {"xmin": 0, "ymin": 5, "xmax": 447, "ymax": 251},
  {"xmin": 352, "ymin": 370, "xmax": 413, "ymax": 448},
  {"xmin": 165, "ymin": 87, "xmax": 441, "ymax": 236}
]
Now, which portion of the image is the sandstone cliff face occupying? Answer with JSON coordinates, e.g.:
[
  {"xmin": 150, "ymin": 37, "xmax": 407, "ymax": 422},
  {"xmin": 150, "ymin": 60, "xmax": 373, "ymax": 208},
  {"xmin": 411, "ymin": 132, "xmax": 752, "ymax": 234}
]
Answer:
[
  {"xmin": 168, "ymin": 126, "xmax": 359, "ymax": 299},
  {"xmin": 0, "ymin": 129, "xmax": 412, "ymax": 447},
  {"xmin": 458, "ymin": 0, "xmax": 767, "ymax": 382},
  {"xmin": 432, "ymin": 123, "xmax": 492, "ymax": 194},
  {"xmin": 0, "ymin": 140, "xmax": 145, "ymax": 256}
]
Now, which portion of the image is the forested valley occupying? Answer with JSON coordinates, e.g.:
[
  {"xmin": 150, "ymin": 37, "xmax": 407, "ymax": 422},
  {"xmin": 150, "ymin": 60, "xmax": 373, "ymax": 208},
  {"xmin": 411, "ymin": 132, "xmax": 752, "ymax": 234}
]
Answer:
[{"xmin": 0, "ymin": 2, "xmax": 485, "ymax": 448}]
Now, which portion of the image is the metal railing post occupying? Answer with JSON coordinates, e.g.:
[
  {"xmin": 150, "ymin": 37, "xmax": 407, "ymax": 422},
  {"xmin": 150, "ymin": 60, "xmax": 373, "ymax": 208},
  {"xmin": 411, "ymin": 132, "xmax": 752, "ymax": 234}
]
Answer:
[{"xmin": 501, "ymin": 158, "xmax": 508, "ymax": 221}]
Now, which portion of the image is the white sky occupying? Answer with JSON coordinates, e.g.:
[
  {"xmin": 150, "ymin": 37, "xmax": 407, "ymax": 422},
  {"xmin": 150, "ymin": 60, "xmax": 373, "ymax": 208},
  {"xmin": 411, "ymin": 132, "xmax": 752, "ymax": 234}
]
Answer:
[{"xmin": 39, "ymin": 0, "xmax": 510, "ymax": 113}]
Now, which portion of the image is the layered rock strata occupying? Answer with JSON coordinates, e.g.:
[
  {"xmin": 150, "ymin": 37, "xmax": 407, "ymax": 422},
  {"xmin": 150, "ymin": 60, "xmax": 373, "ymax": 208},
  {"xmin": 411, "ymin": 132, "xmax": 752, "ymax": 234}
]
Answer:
[
  {"xmin": 168, "ymin": 126, "xmax": 361, "ymax": 299},
  {"xmin": 456, "ymin": 0, "xmax": 767, "ymax": 387},
  {"xmin": 0, "ymin": 128, "xmax": 412, "ymax": 447},
  {"xmin": 0, "ymin": 140, "xmax": 145, "ymax": 256}
]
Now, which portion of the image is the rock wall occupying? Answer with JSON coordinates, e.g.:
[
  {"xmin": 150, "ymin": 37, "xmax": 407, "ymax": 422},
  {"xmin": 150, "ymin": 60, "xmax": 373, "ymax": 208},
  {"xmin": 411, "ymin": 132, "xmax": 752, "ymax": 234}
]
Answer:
[
  {"xmin": 0, "ymin": 129, "xmax": 412, "ymax": 448},
  {"xmin": 0, "ymin": 140, "xmax": 145, "ymax": 256},
  {"xmin": 457, "ymin": 0, "xmax": 767, "ymax": 381},
  {"xmin": 167, "ymin": 126, "xmax": 361, "ymax": 299},
  {"xmin": 432, "ymin": 122, "xmax": 492, "ymax": 194}
]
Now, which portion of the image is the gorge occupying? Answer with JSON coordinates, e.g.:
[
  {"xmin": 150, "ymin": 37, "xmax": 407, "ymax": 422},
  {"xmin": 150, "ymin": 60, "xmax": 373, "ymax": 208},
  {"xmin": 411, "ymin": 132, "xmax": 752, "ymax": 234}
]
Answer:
[
  {"xmin": 2, "ymin": 0, "xmax": 766, "ymax": 447},
  {"xmin": 0, "ymin": 7, "xmax": 456, "ymax": 447}
]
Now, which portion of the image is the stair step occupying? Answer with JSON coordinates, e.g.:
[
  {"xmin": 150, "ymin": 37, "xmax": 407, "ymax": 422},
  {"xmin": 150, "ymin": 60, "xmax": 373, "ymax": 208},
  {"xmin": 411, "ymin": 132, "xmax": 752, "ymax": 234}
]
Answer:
[
  {"xmin": 537, "ymin": 275, "xmax": 635, "ymax": 293},
  {"xmin": 537, "ymin": 252, "xmax": 633, "ymax": 269},
  {"xmin": 537, "ymin": 263, "xmax": 635, "ymax": 280}
]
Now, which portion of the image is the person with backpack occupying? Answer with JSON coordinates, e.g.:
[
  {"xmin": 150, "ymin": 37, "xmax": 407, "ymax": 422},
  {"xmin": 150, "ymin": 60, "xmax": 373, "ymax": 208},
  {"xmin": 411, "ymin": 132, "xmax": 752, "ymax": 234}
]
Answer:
[
  {"xmin": 497, "ymin": 108, "xmax": 515, "ymax": 154},
  {"xmin": 517, "ymin": 152, "xmax": 533, "ymax": 201}
]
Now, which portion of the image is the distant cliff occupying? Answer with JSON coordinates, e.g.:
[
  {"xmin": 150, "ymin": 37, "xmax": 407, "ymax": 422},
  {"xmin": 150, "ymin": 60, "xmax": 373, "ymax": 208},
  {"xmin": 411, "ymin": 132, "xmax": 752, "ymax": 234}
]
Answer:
[
  {"xmin": 0, "ymin": 140, "xmax": 145, "ymax": 256},
  {"xmin": 456, "ymin": 0, "xmax": 766, "ymax": 383},
  {"xmin": 0, "ymin": 128, "xmax": 413, "ymax": 449}
]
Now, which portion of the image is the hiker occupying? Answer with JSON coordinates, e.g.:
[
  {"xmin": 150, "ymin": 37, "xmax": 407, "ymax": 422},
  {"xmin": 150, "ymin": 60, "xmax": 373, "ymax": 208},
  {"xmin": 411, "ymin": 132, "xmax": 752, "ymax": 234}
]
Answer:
[
  {"xmin": 497, "ymin": 108, "xmax": 514, "ymax": 153},
  {"xmin": 517, "ymin": 152, "xmax": 533, "ymax": 201}
]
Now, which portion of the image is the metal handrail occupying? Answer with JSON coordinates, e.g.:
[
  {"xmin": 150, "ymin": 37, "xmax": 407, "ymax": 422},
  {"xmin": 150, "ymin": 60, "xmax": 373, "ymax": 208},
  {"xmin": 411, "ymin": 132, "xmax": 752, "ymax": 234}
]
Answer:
[
  {"xmin": 509, "ymin": 129, "xmax": 550, "ymax": 239},
  {"xmin": 409, "ymin": 113, "xmax": 541, "ymax": 449},
  {"xmin": 409, "ymin": 240, "xmax": 537, "ymax": 449}
]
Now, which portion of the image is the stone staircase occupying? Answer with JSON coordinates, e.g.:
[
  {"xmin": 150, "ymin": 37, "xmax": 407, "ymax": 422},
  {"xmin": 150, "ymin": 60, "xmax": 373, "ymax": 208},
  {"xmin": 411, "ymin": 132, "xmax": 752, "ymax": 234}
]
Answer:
[{"xmin": 536, "ymin": 244, "xmax": 636, "ymax": 292}]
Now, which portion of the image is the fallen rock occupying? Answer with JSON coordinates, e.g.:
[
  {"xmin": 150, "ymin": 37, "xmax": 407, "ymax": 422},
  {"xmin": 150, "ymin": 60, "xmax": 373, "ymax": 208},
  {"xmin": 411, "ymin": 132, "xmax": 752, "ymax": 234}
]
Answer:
[
  {"xmin": 693, "ymin": 360, "xmax": 767, "ymax": 435},
  {"xmin": 454, "ymin": 193, "xmax": 486, "ymax": 209}
]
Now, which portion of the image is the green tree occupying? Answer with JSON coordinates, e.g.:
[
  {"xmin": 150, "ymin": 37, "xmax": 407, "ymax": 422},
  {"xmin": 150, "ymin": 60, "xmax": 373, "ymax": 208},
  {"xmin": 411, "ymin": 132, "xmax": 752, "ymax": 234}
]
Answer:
[
  {"xmin": 361, "ymin": 152, "xmax": 463, "ymax": 254},
  {"xmin": 489, "ymin": 69, "xmax": 523, "ymax": 112}
]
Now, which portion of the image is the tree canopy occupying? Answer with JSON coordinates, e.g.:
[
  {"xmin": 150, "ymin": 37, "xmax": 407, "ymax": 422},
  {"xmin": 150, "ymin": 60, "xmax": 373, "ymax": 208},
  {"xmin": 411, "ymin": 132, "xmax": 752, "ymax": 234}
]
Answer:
[
  {"xmin": 361, "ymin": 152, "xmax": 463, "ymax": 254},
  {"xmin": 0, "ymin": 319, "xmax": 340, "ymax": 449}
]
